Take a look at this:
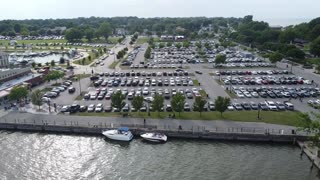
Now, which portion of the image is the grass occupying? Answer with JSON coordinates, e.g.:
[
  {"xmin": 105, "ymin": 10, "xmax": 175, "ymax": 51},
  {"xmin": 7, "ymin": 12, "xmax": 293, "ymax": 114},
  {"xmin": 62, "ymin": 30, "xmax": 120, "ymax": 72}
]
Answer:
[
  {"xmin": 73, "ymin": 52, "xmax": 103, "ymax": 65},
  {"xmin": 39, "ymin": 88, "xmax": 52, "ymax": 93},
  {"xmin": 225, "ymin": 90, "xmax": 237, "ymax": 98},
  {"xmin": 51, "ymin": 83, "xmax": 61, "ymax": 86},
  {"xmin": 136, "ymin": 37, "xmax": 149, "ymax": 45},
  {"xmin": 0, "ymin": 39, "xmax": 67, "ymax": 45},
  {"xmin": 193, "ymin": 79, "xmax": 200, "ymax": 86},
  {"xmin": 306, "ymin": 58, "xmax": 320, "ymax": 65},
  {"xmin": 74, "ymin": 74, "xmax": 91, "ymax": 80},
  {"xmin": 74, "ymin": 91, "xmax": 88, "ymax": 101},
  {"xmin": 199, "ymin": 90, "xmax": 207, "ymax": 97},
  {"xmin": 72, "ymin": 111, "xmax": 308, "ymax": 127},
  {"xmin": 109, "ymin": 54, "xmax": 128, "ymax": 69}
]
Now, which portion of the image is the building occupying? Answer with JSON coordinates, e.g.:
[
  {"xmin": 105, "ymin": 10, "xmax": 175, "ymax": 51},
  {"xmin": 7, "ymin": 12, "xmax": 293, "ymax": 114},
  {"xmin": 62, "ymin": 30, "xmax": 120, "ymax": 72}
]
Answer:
[
  {"xmin": 114, "ymin": 28, "xmax": 127, "ymax": 36},
  {"xmin": 0, "ymin": 52, "xmax": 9, "ymax": 68},
  {"xmin": 0, "ymin": 67, "xmax": 31, "ymax": 83}
]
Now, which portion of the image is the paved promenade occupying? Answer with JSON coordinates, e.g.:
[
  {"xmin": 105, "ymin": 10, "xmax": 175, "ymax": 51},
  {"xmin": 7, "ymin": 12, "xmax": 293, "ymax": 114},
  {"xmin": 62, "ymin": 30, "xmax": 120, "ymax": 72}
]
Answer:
[{"xmin": 0, "ymin": 112, "xmax": 303, "ymax": 135}]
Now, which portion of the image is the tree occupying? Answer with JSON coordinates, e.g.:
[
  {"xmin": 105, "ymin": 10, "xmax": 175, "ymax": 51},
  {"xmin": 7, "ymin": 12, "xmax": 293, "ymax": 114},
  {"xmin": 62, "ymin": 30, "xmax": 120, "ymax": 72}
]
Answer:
[
  {"xmin": 171, "ymin": 92, "xmax": 186, "ymax": 116},
  {"xmin": 98, "ymin": 22, "xmax": 112, "ymax": 40},
  {"xmin": 166, "ymin": 42, "xmax": 172, "ymax": 47},
  {"xmin": 193, "ymin": 96, "xmax": 207, "ymax": 117},
  {"xmin": 31, "ymin": 62, "xmax": 36, "ymax": 68},
  {"xmin": 286, "ymin": 48, "xmax": 305, "ymax": 60},
  {"xmin": 85, "ymin": 28, "xmax": 94, "ymax": 42},
  {"xmin": 215, "ymin": 54, "xmax": 226, "ymax": 64},
  {"xmin": 8, "ymin": 86, "xmax": 28, "ymax": 102},
  {"xmin": 269, "ymin": 52, "xmax": 283, "ymax": 63},
  {"xmin": 144, "ymin": 47, "xmax": 151, "ymax": 59},
  {"xmin": 132, "ymin": 96, "xmax": 144, "ymax": 114},
  {"xmin": 45, "ymin": 62, "xmax": 50, "ymax": 66},
  {"xmin": 50, "ymin": 60, "xmax": 55, "ymax": 67},
  {"xmin": 175, "ymin": 43, "xmax": 182, "ymax": 49},
  {"xmin": 215, "ymin": 96, "xmax": 230, "ymax": 117},
  {"xmin": 195, "ymin": 42, "xmax": 202, "ymax": 49},
  {"xmin": 159, "ymin": 42, "xmax": 165, "ymax": 48},
  {"xmin": 151, "ymin": 94, "xmax": 164, "ymax": 116},
  {"xmin": 65, "ymin": 27, "xmax": 83, "ymax": 42},
  {"xmin": 31, "ymin": 89, "xmax": 43, "ymax": 110},
  {"xmin": 88, "ymin": 55, "xmax": 92, "ymax": 61},
  {"xmin": 310, "ymin": 37, "xmax": 320, "ymax": 57},
  {"xmin": 81, "ymin": 58, "xmax": 86, "ymax": 65},
  {"xmin": 111, "ymin": 91, "xmax": 125, "ymax": 112},
  {"xmin": 59, "ymin": 57, "xmax": 65, "ymax": 64},
  {"xmin": 37, "ymin": 63, "xmax": 42, "ymax": 67},
  {"xmin": 183, "ymin": 41, "xmax": 190, "ymax": 48},
  {"xmin": 44, "ymin": 70, "xmax": 64, "ymax": 83}
]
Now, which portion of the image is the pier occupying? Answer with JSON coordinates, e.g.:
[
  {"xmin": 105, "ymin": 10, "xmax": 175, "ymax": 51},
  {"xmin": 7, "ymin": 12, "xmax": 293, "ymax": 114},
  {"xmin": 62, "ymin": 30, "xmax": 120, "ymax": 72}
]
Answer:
[{"xmin": 0, "ymin": 112, "xmax": 309, "ymax": 143}]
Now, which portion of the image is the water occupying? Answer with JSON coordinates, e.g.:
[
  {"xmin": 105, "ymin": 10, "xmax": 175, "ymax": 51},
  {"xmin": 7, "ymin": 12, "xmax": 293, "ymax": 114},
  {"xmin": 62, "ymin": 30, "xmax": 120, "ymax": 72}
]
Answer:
[
  {"xmin": 0, "ymin": 131, "xmax": 318, "ymax": 180},
  {"xmin": 9, "ymin": 54, "xmax": 70, "ymax": 64}
]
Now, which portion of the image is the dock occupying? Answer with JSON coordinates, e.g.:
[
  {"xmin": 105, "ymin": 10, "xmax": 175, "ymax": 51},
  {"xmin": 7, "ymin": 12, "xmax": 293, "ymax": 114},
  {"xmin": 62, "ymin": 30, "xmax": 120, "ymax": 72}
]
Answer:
[
  {"xmin": 297, "ymin": 141, "xmax": 320, "ymax": 170},
  {"xmin": 0, "ymin": 112, "xmax": 309, "ymax": 143}
]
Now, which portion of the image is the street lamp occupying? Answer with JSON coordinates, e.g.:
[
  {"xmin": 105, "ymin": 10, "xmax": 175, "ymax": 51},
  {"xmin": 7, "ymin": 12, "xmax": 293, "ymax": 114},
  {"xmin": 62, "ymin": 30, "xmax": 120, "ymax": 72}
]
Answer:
[
  {"xmin": 147, "ymin": 101, "xmax": 151, "ymax": 116},
  {"xmin": 257, "ymin": 105, "xmax": 261, "ymax": 120},
  {"xmin": 78, "ymin": 75, "xmax": 82, "ymax": 95},
  {"xmin": 47, "ymin": 99, "xmax": 51, "ymax": 113}
]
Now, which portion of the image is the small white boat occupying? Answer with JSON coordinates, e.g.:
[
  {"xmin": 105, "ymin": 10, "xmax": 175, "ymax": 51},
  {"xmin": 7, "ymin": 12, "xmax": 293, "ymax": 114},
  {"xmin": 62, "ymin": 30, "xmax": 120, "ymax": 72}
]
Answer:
[
  {"xmin": 140, "ymin": 132, "xmax": 167, "ymax": 143},
  {"xmin": 102, "ymin": 127, "xmax": 133, "ymax": 142}
]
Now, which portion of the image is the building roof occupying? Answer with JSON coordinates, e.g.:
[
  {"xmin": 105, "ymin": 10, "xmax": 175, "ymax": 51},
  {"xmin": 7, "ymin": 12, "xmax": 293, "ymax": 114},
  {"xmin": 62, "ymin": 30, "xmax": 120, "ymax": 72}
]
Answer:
[{"xmin": 0, "ymin": 73, "xmax": 42, "ymax": 91}]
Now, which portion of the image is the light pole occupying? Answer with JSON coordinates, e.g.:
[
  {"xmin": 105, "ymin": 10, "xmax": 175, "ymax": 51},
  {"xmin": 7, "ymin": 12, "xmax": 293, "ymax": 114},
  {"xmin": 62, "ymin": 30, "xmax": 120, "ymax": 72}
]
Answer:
[
  {"xmin": 147, "ymin": 101, "xmax": 150, "ymax": 116},
  {"xmin": 78, "ymin": 75, "xmax": 82, "ymax": 95},
  {"xmin": 48, "ymin": 99, "xmax": 51, "ymax": 113},
  {"xmin": 257, "ymin": 106, "xmax": 260, "ymax": 120},
  {"xmin": 229, "ymin": 73, "xmax": 232, "ymax": 92}
]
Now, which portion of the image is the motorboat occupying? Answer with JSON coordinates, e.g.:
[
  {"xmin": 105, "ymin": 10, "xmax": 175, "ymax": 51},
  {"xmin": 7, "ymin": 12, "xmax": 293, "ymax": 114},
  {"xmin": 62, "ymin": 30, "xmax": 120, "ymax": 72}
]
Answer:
[
  {"xmin": 102, "ymin": 127, "xmax": 133, "ymax": 141},
  {"xmin": 140, "ymin": 132, "xmax": 167, "ymax": 143}
]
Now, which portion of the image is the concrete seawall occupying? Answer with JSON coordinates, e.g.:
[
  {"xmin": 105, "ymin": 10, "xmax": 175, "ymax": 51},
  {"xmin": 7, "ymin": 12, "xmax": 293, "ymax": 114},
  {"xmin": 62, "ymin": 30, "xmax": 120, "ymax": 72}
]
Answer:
[{"xmin": 0, "ymin": 123, "xmax": 308, "ymax": 143}]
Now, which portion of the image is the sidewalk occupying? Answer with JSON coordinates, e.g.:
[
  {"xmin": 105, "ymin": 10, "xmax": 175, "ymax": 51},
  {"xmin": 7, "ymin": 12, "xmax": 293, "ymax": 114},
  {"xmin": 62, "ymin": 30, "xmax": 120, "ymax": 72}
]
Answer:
[{"xmin": 0, "ymin": 112, "xmax": 303, "ymax": 135}]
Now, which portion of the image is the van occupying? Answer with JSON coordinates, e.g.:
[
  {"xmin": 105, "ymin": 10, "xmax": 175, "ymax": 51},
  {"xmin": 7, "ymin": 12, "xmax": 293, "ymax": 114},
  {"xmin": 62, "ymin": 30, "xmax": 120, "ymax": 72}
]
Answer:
[{"xmin": 284, "ymin": 102, "xmax": 294, "ymax": 110}]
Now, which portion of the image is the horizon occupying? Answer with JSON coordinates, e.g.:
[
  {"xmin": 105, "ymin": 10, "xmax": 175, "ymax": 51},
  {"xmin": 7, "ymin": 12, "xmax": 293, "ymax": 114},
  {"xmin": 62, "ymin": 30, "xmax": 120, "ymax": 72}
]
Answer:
[{"xmin": 0, "ymin": 0, "xmax": 318, "ymax": 26}]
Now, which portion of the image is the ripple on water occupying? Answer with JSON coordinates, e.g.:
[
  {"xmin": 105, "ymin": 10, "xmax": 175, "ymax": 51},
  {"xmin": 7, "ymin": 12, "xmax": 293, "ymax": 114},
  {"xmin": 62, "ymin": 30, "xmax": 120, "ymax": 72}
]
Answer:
[{"xmin": 0, "ymin": 131, "xmax": 319, "ymax": 180}]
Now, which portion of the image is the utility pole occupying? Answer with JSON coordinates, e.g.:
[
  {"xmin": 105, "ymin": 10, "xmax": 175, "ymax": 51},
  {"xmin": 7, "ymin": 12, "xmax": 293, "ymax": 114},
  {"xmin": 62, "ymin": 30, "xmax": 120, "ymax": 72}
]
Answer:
[{"xmin": 79, "ymin": 75, "xmax": 82, "ymax": 95}]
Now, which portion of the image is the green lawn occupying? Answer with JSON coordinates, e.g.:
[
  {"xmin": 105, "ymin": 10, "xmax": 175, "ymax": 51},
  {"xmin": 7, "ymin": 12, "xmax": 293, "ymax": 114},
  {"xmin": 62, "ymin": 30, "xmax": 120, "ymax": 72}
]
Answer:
[
  {"xmin": 0, "ymin": 39, "xmax": 67, "ymax": 45},
  {"xmin": 74, "ymin": 91, "xmax": 88, "ymax": 101},
  {"xmin": 307, "ymin": 58, "xmax": 320, "ymax": 65},
  {"xmin": 109, "ymin": 54, "xmax": 127, "ymax": 69},
  {"xmin": 74, "ymin": 74, "xmax": 91, "ymax": 80},
  {"xmin": 136, "ymin": 37, "xmax": 149, "ymax": 45},
  {"xmin": 39, "ymin": 88, "xmax": 52, "ymax": 93},
  {"xmin": 192, "ymin": 79, "xmax": 200, "ymax": 86},
  {"xmin": 73, "ymin": 52, "xmax": 104, "ymax": 65},
  {"xmin": 72, "ymin": 111, "xmax": 308, "ymax": 127}
]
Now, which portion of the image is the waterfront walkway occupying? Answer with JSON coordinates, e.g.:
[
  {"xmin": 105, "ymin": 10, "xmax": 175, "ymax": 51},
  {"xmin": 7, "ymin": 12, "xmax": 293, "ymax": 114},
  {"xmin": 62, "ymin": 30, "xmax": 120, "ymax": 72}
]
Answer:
[{"xmin": 0, "ymin": 112, "xmax": 303, "ymax": 135}]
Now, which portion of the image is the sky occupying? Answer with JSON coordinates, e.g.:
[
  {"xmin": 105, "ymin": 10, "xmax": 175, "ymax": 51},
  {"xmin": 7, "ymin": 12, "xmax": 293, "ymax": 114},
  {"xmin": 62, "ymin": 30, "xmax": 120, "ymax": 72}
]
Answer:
[{"xmin": 0, "ymin": 0, "xmax": 318, "ymax": 26}]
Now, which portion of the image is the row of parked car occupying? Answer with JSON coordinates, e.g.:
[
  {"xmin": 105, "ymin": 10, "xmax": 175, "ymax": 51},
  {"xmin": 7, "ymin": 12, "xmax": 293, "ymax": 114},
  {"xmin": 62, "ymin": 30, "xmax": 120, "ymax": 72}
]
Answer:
[
  {"xmin": 84, "ymin": 87, "xmax": 202, "ymax": 101},
  {"xmin": 222, "ymin": 76, "xmax": 313, "ymax": 86},
  {"xmin": 229, "ymin": 101, "xmax": 294, "ymax": 111},
  {"xmin": 90, "ymin": 69, "xmax": 189, "ymax": 80},
  {"xmin": 42, "ymin": 80, "xmax": 75, "ymax": 99},
  {"xmin": 215, "ymin": 62, "xmax": 273, "ymax": 68},
  {"xmin": 93, "ymin": 76, "xmax": 195, "ymax": 88},
  {"xmin": 232, "ymin": 86, "xmax": 320, "ymax": 99},
  {"xmin": 216, "ymin": 70, "xmax": 290, "ymax": 76},
  {"xmin": 61, "ymin": 100, "xmax": 216, "ymax": 114},
  {"xmin": 308, "ymin": 99, "xmax": 320, "ymax": 109}
]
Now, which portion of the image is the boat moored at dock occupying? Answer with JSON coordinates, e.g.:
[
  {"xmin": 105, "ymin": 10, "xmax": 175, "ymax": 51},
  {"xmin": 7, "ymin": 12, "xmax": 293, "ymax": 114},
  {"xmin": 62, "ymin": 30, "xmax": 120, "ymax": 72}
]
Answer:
[
  {"xmin": 102, "ymin": 127, "xmax": 133, "ymax": 142},
  {"xmin": 141, "ymin": 132, "xmax": 167, "ymax": 143}
]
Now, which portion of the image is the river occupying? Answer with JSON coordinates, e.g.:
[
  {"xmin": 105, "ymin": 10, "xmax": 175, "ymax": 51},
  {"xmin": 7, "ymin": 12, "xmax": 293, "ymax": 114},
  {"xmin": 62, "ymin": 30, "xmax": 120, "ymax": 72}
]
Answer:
[{"xmin": 0, "ymin": 131, "xmax": 318, "ymax": 180}]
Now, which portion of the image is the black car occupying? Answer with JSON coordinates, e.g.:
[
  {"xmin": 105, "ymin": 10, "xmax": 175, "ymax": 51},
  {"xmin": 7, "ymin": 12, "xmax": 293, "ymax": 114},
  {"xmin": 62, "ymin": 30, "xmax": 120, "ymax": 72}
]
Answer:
[
  {"xmin": 79, "ymin": 105, "xmax": 87, "ymax": 112},
  {"xmin": 68, "ymin": 87, "xmax": 76, "ymax": 93},
  {"xmin": 241, "ymin": 102, "xmax": 251, "ymax": 110},
  {"xmin": 69, "ymin": 104, "xmax": 80, "ymax": 113},
  {"xmin": 195, "ymin": 70, "xmax": 203, "ymax": 74}
]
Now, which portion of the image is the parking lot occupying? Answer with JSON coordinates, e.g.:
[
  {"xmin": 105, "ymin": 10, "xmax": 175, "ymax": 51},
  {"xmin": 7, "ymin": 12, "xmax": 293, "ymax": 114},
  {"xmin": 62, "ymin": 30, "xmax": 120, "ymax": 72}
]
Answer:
[{"xmin": 41, "ymin": 39, "xmax": 320, "ymax": 115}]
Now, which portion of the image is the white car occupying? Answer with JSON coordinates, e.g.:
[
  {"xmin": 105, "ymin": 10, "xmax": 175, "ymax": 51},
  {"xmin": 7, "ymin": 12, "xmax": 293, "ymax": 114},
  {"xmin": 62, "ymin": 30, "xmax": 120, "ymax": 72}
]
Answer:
[
  {"xmin": 266, "ymin": 101, "xmax": 278, "ymax": 111},
  {"xmin": 142, "ymin": 88, "xmax": 149, "ymax": 95},
  {"xmin": 95, "ymin": 103, "xmax": 104, "ymax": 112},
  {"xmin": 227, "ymin": 105, "xmax": 235, "ymax": 111},
  {"xmin": 236, "ymin": 92, "xmax": 245, "ymax": 98},
  {"xmin": 87, "ymin": 104, "xmax": 95, "ymax": 112}
]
